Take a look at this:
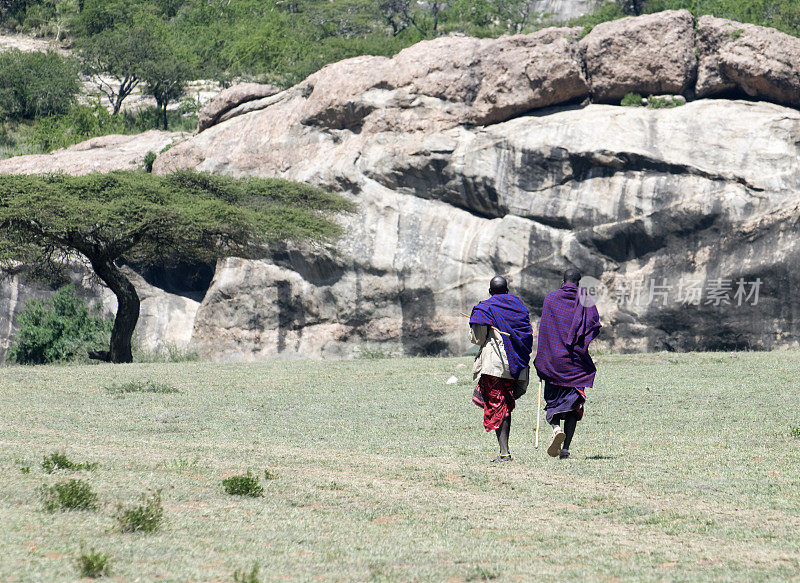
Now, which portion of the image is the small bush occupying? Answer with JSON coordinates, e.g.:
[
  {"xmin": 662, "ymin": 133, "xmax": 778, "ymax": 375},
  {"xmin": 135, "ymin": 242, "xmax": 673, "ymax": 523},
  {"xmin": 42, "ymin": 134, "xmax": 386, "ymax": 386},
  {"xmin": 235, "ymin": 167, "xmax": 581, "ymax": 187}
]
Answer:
[
  {"xmin": 30, "ymin": 102, "xmax": 126, "ymax": 153},
  {"xmin": 105, "ymin": 380, "xmax": 181, "ymax": 395},
  {"xmin": 263, "ymin": 469, "xmax": 278, "ymax": 481},
  {"xmin": 40, "ymin": 479, "xmax": 99, "ymax": 512},
  {"xmin": 646, "ymin": 94, "xmax": 682, "ymax": 109},
  {"xmin": 133, "ymin": 341, "xmax": 200, "ymax": 363},
  {"xmin": 116, "ymin": 490, "xmax": 164, "ymax": 533},
  {"xmin": 621, "ymin": 93, "xmax": 643, "ymax": 107},
  {"xmin": 42, "ymin": 451, "xmax": 98, "ymax": 473},
  {"xmin": 8, "ymin": 285, "xmax": 112, "ymax": 365},
  {"xmin": 790, "ymin": 425, "xmax": 800, "ymax": 439},
  {"xmin": 234, "ymin": 564, "xmax": 261, "ymax": 583},
  {"xmin": 222, "ymin": 471, "xmax": 263, "ymax": 497},
  {"xmin": 76, "ymin": 548, "xmax": 111, "ymax": 578},
  {"xmin": 143, "ymin": 151, "xmax": 157, "ymax": 173},
  {"xmin": 357, "ymin": 345, "xmax": 398, "ymax": 359}
]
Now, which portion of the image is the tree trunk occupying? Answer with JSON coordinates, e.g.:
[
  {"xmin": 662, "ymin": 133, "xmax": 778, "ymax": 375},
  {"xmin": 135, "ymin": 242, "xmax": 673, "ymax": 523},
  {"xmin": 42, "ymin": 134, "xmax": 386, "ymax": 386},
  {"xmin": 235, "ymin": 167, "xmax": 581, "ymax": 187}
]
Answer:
[
  {"xmin": 160, "ymin": 101, "xmax": 168, "ymax": 130},
  {"xmin": 90, "ymin": 258, "xmax": 140, "ymax": 363}
]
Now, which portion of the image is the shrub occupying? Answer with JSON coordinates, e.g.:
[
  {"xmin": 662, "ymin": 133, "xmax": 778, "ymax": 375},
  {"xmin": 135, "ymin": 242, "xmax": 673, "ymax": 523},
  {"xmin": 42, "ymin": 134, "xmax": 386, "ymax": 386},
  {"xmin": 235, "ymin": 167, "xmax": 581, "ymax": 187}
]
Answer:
[
  {"xmin": 646, "ymin": 94, "xmax": 681, "ymax": 109},
  {"xmin": 121, "ymin": 105, "xmax": 197, "ymax": 133},
  {"xmin": 143, "ymin": 151, "xmax": 157, "ymax": 173},
  {"xmin": 621, "ymin": 92, "xmax": 644, "ymax": 107},
  {"xmin": 116, "ymin": 490, "xmax": 164, "ymax": 533},
  {"xmin": 104, "ymin": 380, "xmax": 181, "ymax": 395},
  {"xmin": 30, "ymin": 102, "xmax": 126, "ymax": 153},
  {"xmin": 76, "ymin": 548, "xmax": 111, "ymax": 578},
  {"xmin": 133, "ymin": 340, "xmax": 200, "ymax": 363},
  {"xmin": 42, "ymin": 451, "xmax": 98, "ymax": 473},
  {"xmin": 40, "ymin": 479, "xmax": 99, "ymax": 512},
  {"xmin": 234, "ymin": 564, "xmax": 261, "ymax": 583},
  {"xmin": 0, "ymin": 50, "xmax": 81, "ymax": 121},
  {"xmin": 222, "ymin": 471, "xmax": 263, "ymax": 497},
  {"xmin": 790, "ymin": 425, "xmax": 800, "ymax": 439},
  {"xmin": 263, "ymin": 469, "xmax": 278, "ymax": 480},
  {"xmin": 8, "ymin": 285, "xmax": 112, "ymax": 365}
]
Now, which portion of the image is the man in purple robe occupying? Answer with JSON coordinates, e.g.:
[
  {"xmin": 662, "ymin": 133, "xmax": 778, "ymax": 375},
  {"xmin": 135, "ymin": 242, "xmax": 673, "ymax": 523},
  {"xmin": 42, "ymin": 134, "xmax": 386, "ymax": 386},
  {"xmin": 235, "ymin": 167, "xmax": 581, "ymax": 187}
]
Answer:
[
  {"xmin": 470, "ymin": 275, "xmax": 533, "ymax": 463},
  {"xmin": 534, "ymin": 268, "xmax": 601, "ymax": 459}
]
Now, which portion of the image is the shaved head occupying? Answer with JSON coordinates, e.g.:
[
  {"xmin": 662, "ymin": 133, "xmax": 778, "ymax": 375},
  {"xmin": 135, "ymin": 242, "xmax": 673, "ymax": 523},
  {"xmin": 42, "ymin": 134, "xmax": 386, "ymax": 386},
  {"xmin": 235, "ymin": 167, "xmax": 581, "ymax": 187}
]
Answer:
[
  {"xmin": 489, "ymin": 275, "xmax": 509, "ymax": 295},
  {"xmin": 563, "ymin": 268, "xmax": 582, "ymax": 284}
]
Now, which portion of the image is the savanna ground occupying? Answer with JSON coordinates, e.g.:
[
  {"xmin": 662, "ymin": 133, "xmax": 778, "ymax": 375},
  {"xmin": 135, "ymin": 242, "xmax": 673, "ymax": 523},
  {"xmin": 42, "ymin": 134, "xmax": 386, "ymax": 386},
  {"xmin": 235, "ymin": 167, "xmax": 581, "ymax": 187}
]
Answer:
[{"xmin": 1, "ymin": 352, "xmax": 799, "ymax": 582}]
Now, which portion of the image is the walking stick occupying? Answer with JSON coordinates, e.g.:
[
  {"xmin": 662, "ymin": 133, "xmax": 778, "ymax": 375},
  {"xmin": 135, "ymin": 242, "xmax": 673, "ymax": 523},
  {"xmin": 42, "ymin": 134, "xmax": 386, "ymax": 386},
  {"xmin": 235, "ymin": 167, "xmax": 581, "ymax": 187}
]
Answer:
[
  {"xmin": 534, "ymin": 378, "xmax": 543, "ymax": 448},
  {"xmin": 458, "ymin": 313, "xmax": 510, "ymax": 336}
]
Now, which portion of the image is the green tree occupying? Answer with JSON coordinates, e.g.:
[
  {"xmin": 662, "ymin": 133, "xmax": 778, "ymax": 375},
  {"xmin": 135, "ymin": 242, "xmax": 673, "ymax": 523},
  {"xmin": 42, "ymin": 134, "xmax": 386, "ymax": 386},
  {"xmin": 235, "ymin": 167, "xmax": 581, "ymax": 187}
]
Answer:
[
  {"xmin": 138, "ymin": 21, "xmax": 196, "ymax": 130},
  {"xmin": 0, "ymin": 171, "xmax": 352, "ymax": 363},
  {"xmin": 78, "ymin": 25, "xmax": 164, "ymax": 115},
  {"xmin": 0, "ymin": 50, "xmax": 81, "ymax": 121},
  {"xmin": 142, "ymin": 47, "xmax": 193, "ymax": 130},
  {"xmin": 8, "ymin": 285, "xmax": 112, "ymax": 364}
]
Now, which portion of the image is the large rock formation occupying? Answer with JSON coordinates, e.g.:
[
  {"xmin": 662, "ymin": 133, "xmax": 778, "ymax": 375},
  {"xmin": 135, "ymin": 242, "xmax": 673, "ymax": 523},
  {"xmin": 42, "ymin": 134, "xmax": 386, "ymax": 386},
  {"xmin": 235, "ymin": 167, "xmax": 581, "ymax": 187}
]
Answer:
[
  {"xmin": 196, "ymin": 83, "xmax": 280, "ymax": 133},
  {"xmin": 580, "ymin": 10, "xmax": 698, "ymax": 103},
  {"xmin": 156, "ymin": 95, "xmax": 800, "ymax": 358},
  {"xmin": 4, "ymin": 11, "xmax": 800, "ymax": 359},
  {"xmin": 695, "ymin": 15, "xmax": 800, "ymax": 106}
]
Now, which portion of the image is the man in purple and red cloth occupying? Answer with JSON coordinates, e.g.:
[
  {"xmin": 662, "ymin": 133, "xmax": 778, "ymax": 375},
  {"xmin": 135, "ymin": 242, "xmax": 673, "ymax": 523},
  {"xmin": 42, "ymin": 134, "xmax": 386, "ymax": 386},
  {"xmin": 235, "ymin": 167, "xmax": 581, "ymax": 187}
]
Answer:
[
  {"xmin": 469, "ymin": 275, "xmax": 533, "ymax": 463},
  {"xmin": 534, "ymin": 268, "xmax": 602, "ymax": 459}
]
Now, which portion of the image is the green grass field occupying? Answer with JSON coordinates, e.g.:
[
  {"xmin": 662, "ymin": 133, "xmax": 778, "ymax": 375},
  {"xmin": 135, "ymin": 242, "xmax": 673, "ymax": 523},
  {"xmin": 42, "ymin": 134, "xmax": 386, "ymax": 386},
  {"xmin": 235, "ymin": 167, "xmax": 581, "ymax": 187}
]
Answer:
[{"xmin": 1, "ymin": 352, "xmax": 799, "ymax": 582}]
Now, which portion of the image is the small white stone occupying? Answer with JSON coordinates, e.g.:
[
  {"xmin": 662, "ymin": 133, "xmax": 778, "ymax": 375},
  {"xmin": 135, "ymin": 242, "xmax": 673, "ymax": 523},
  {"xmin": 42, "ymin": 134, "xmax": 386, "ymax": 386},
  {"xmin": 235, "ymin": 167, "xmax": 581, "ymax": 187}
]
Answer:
[{"xmin": 446, "ymin": 376, "xmax": 459, "ymax": 384}]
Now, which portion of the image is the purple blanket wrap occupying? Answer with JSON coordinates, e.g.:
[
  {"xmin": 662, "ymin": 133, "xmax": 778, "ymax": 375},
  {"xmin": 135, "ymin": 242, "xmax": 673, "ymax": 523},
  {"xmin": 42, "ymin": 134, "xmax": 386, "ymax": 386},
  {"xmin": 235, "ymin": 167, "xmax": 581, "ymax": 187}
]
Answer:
[
  {"xmin": 470, "ymin": 293, "xmax": 533, "ymax": 380},
  {"xmin": 534, "ymin": 283, "xmax": 602, "ymax": 387}
]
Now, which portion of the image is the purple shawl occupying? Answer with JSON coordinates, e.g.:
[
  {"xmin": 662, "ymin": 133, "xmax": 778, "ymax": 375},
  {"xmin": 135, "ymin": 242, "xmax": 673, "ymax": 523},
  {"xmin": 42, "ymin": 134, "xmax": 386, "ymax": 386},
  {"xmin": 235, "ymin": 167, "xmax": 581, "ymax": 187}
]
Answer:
[
  {"xmin": 534, "ymin": 283, "xmax": 602, "ymax": 388},
  {"xmin": 470, "ymin": 294, "xmax": 533, "ymax": 380}
]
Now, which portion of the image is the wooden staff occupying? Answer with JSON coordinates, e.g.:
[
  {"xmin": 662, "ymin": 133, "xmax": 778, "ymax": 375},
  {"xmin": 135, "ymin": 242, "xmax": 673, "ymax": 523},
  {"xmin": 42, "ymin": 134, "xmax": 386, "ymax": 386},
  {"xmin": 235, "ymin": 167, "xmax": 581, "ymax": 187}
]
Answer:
[
  {"xmin": 534, "ymin": 378, "xmax": 543, "ymax": 449},
  {"xmin": 458, "ymin": 313, "xmax": 510, "ymax": 336}
]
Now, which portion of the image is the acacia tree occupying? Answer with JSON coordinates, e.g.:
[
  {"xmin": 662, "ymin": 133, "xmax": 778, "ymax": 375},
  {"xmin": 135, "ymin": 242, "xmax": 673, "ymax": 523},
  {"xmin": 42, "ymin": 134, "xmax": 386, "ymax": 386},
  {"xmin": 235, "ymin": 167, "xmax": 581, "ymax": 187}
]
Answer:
[
  {"xmin": 78, "ymin": 26, "xmax": 162, "ymax": 115},
  {"xmin": 0, "ymin": 170, "xmax": 351, "ymax": 363}
]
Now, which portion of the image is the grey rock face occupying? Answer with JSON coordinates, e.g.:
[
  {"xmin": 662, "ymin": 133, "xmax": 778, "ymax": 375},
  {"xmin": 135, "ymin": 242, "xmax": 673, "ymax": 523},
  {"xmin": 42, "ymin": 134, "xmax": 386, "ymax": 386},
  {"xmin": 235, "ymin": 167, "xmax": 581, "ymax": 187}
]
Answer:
[{"xmin": 159, "ymin": 97, "xmax": 800, "ymax": 358}]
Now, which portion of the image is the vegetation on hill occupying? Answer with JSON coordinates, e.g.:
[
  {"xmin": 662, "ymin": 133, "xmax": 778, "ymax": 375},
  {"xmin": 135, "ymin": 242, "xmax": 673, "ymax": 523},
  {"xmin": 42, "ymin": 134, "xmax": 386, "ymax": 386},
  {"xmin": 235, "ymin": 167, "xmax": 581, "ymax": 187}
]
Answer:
[
  {"xmin": 1, "ymin": 0, "xmax": 799, "ymax": 157},
  {"xmin": 572, "ymin": 0, "xmax": 800, "ymax": 36}
]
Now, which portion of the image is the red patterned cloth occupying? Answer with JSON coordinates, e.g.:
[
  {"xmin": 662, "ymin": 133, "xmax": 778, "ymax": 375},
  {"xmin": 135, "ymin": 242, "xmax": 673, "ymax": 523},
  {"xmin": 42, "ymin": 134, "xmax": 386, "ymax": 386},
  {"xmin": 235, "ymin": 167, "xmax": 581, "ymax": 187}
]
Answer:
[{"xmin": 472, "ymin": 374, "xmax": 516, "ymax": 431}]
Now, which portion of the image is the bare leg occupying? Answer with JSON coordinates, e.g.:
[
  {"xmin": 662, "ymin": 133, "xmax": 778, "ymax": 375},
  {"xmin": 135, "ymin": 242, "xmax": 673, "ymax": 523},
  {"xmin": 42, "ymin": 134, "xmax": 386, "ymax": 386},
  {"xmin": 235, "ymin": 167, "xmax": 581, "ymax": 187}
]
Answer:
[
  {"xmin": 550, "ymin": 412, "xmax": 563, "ymax": 432},
  {"xmin": 563, "ymin": 411, "xmax": 578, "ymax": 450},
  {"xmin": 495, "ymin": 415, "xmax": 511, "ymax": 456}
]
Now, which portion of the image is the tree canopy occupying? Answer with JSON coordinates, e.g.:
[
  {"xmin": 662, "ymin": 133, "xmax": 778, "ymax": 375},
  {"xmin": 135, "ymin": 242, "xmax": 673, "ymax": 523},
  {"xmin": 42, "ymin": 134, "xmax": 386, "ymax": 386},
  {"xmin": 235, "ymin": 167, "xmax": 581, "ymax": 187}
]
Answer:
[
  {"xmin": 0, "ymin": 49, "xmax": 81, "ymax": 121},
  {"xmin": 0, "ymin": 170, "xmax": 352, "ymax": 363}
]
